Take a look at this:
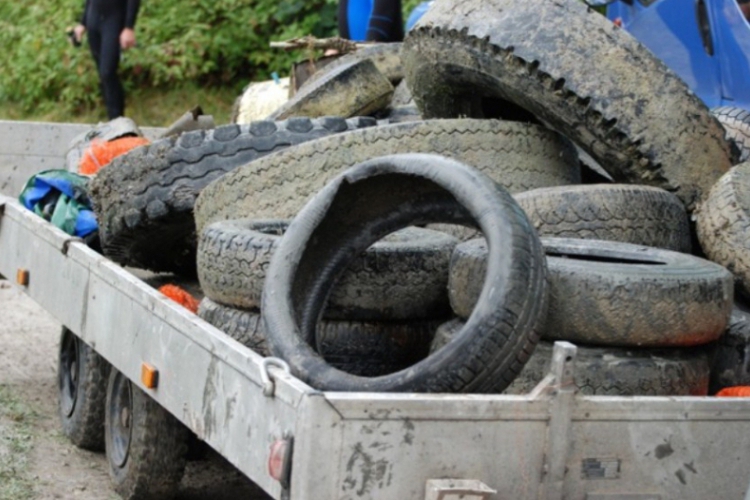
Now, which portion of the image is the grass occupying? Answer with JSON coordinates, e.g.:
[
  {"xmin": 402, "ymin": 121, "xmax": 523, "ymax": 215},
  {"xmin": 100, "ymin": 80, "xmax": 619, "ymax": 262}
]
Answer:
[
  {"xmin": 0, "ymin": 82, "xmax": 242, "ymax": 128},
  {"xmin": 0, "ymin": 385, "xmax": 37, "ymax": 500}
]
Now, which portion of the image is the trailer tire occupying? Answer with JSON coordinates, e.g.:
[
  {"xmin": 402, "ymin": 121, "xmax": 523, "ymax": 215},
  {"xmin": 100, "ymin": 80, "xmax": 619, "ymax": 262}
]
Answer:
[
  {"xmin": 262, "ymin": 154, "xmax": 548, "ymax": 393},
  {"xmin": 513, "ymin": 184, "xmax": 692, "ymax": 252},
  {"xmin": 194, "ymin": 119, "xmax": 579, "ymax": 234},
  {"xmin": 105, "ymin": 369, "xmax": 188, "ymax": 500},
  {"xmin": 198, "ymin": 298, "xmax": 437, "ymax": 376},
  {"xmin": 449, "ymin": 238, "xmax": 733, "ymax": 347},
  {"xmin": 402, "ymin": 0, "xmax": 736, "ymax": 210},
  {"xmin": 197, "ymin": 220, "xmax": 457, "ymax": 320},
  {"xmin": 432, "ymin": 320, "xmax": 710, "ymax": 396},
  {"xmin": 713, "ymin": 107, "xmax": 750, "ymax": 163},
  {"xmin": 58, "ymin": 327, "xmax": 111, "ymax": 451},
  {"xmin": 267, "ymin": 59, "xmax": 394, "ymax": 121},
  {"xmin": 90, "ymin": 116, "xmax": 377, "ymax": 274},
  {"xmin": 695, "ymin": 163, "xmax": 750, "ymax": 298}
]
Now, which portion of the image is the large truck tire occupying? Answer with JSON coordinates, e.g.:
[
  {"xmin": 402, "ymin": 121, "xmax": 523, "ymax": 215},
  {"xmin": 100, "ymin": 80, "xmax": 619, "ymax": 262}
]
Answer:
[
  {"xmin": 713, "ymin": 107, "xmax": 750, "ymax": 163},
  {"xmin": 197, "ymin": 220, "xmax": 457, "ymax": 320},
  {"xmin": 58, "ymin": 327, "xmax": 111, "ymax": 451},
  {"xmin": 432, "ymin": 320, "xmax": 709, "ymax": 396},
  {"xmin": 261, "ymin": 154, "xmax": 548, "ymax": 393},
  {"xmin": 268, "ymin": 59, "xmax": 394, "ymax": 121},
  {"xmin": 197, "ymin": 298, "xmax": 437, "ymax": 376},
  {"xmin": 194, "ymin": 119, "xmax": 580, "ymax": 233},
  {"xmin": 90, "ymin": 116, "xmax": 376, "ymax": 274},
  {"xmin": 402, "ymin": 0, "xmax": 736, "ymax": 210},
  {"xmin": 513, "ymin": 184, "xmax": 692, "ymax": 252},
  {"xmin": 695, "ymin": 163, "xmax": 750, "ymax": 298},
  {"xmin": 449, "ymin": 238, "xmax": 733, "ymax": 347},
  {"xmin": 105, "ymin": 369, "xmax": 188, "ymax": 500}
]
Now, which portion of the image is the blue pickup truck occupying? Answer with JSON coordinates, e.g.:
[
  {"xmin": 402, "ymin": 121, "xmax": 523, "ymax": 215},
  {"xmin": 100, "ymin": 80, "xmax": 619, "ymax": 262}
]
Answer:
[{"xmin": 606, "ymin": 0, "xmax": 750, "ymax": 111}]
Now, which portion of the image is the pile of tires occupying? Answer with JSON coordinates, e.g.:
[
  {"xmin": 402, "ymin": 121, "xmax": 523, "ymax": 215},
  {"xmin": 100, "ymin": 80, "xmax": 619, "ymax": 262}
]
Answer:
[{"xmin": 73, "ymin": 1, "xmax": 750, "ymax": 497}]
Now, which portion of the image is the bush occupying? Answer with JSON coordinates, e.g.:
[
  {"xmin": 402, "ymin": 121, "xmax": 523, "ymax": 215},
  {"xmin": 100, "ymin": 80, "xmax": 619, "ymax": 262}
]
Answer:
[{"xmin": 0, "ymin": 0, "xmax": 339, "ymax": 113}]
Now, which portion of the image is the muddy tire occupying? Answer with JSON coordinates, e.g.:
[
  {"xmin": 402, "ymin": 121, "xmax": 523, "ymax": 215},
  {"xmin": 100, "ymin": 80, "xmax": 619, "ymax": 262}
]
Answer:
[
  {"xmin": 713, "ymin": 107, "xmax": 750, "ymax": 163},
  {"xmin": 261, "ymin": 154, "xmax": 548, "ymax": 393},
  {"xmin": 432, "ymin": 320, "xmax": 709, "ymax": 396},
  {"xmin": 514, "ymin": 184, "xmax": 691, "ymax": 252},
  {"xmin": 268, "ymin": 59, "xmax": 394, "ymax": 120},
  {"xmin": 194, "ymin": 119, "xmax": 579, "ymax": 234},
  {"xmin": 449, "ymin": 237, "xmax": 733, "ymax": 347},
  {"xmin": 90, "ymin": 116, "xmax": 376, "ymax": 274},
  {"xmin": 402, "ymin": 0, "xmax": 736, "ymax": 210},
  {"xmin": 300, "ymin": 43, "xmax": 404, "ymax": 91},
  {"xmin": 709, "ymin": 304, "xmax": 750, "ymax": 394},
  {"xmin": 198, "ymin": 298, "xmax": 437, "ymax": 376},
  {"xmin": 197, "ymin": 220, "xmax": 457, "ymax": 320},
  {"xmin": 696, "ymin": 163, "xmax": 750, "ymax": 297},
  {"xmin": 58, "ymin": 327, "xmax": 111, "ymax": 451},
  {"xmin": 105, "ymin": 369, "xmax": 188, "ymax": 500}
]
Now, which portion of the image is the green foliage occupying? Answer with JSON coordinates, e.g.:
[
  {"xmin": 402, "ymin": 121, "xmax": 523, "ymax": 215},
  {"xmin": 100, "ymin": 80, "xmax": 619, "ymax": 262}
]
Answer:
[{"xmin": 0, "ymin": 0, "xmax": 338, "ymax": 114}]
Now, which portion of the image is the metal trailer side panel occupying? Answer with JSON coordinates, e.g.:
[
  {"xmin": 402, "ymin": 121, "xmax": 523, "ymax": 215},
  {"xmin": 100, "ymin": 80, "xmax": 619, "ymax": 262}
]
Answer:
[
  {"xmin": 0, "ymin": 120, "xmax": 164, "ymax": 197},
  {"xmin": 0, "ymin": 196, "xmax": 336, "ymax": 499}
]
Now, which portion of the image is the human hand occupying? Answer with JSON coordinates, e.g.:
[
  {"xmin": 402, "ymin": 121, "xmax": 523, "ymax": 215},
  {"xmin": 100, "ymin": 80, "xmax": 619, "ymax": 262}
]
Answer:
[
  {"xmin": 73, "ymin": 24, "xmax": 86, "ymax": 43},
  {"xmin": 120, "ymin": 28, "xmax": 136, "ymax": 50}
]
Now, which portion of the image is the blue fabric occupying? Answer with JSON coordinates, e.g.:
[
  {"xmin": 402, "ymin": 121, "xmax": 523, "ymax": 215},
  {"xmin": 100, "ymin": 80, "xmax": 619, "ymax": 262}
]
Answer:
[{"xmin": 347, "ymin": 0, "xmax": 373, "ymax": 41}]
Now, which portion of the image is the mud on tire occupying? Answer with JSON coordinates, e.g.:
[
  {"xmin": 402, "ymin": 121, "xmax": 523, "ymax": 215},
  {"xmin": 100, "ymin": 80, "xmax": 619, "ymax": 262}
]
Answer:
[
  {"xmin": 198, "ymin": 298, "xmax": 438, "ymax": 377},
  {"xmin": 402, "ymin": 0, "xmax": 736, "ymax": 209},
  {"xmin": 197, "ymin": 220, "xmax": 457, "ymax": 320},
  {"xmin": 449, "ymin": 237, "xmax": 733, "ymax": 347},
  {"xmin": 90, "ymin": 116, "xmax": 376, "ymax": 274},
  {"xmin": 194, "ymin": 119, "xmax": 580, "ymax": 234}
]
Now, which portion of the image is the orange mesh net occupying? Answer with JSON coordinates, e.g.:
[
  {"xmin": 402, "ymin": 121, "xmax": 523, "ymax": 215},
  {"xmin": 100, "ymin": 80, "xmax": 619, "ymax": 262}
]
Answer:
[
  {"xmin": 79, "ymin": 136, "xmax": 150, "ymax": 175},
  {"xmin": 716, "ymin": 386, "xmax": 750, "ymax": 397},
  {"xmin": 158, "ymin": 284, "xmax": 200, "ymax": 314}
]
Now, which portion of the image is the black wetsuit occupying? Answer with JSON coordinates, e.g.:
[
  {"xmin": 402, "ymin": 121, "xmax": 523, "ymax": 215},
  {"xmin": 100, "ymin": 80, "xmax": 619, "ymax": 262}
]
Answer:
[
  {"xmin": 338, "ymin": 0, "xmax": 403, "ymax": 42},
  {"xmin": 81, "ymin": 0, "xmax": 141, "ymax": 119}
]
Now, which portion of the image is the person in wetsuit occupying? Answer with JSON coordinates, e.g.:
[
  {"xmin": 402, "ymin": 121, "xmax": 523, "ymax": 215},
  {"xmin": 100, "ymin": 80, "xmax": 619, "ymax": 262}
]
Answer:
[
  {"xmin": 338, "ymin": 0, "xmax": 404, "ymax": 42},
  {"xmin": 73, "ymin": 0, "xmax": 141, "ymax": 119}
]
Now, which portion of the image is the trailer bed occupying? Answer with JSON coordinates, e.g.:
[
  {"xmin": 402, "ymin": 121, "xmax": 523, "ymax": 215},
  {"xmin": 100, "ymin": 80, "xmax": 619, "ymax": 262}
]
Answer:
[{"xmin": 2, "ymin": 193, "xmax": 750, "ymax": 500}]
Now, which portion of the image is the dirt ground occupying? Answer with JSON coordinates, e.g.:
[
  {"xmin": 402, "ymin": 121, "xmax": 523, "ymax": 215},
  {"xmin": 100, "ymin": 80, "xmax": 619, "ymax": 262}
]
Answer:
[{"xmin": 0, "ymin": 281, "xmax": 271, "ymax": 500}]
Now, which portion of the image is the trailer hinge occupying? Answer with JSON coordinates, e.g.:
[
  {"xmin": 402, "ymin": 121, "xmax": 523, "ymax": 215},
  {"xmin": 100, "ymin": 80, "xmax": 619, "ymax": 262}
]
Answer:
[{"xmin": 261, "ymin": 357, "xmax": 291, "ymax": 397}]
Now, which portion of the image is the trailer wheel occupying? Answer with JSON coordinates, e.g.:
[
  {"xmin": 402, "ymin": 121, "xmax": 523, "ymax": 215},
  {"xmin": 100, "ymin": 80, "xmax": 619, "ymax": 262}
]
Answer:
[
  {"xmin": 105, "ymin": 369, "xmax": 188, "ymax": 500},
  {"xmin": 194, "ymin": 119, "xmax": 580, "ymax": 234},
  {"xmin": 199, "ymin": 298, "xmax": 438, "ymax": 376},
  {"xmin": 432, "ymin": 320, "xmax": 710, "ymax": 396},
  {"xmin": 695, "ymin": 163, "xmax": 750, "ymax": 298},
  {"xmin": 513, "ymin": 184, "xmax": 692, "ymax": 252},
  {"xmin": 713, "ymin": 107, "xmax": 750, "ymax": 163},
  {"xmin": 58, "ymin": 327, "xmax": 110, "ymax": 451},
  {"xmin": 90, "ymin": 116, "xmax": 377, "ymax": 275},
  {"xmin": 197, "ymin": 220, "xmax": 457, "ymax": 320},
  {"xmin": 449, "ymin": 238, "xmax": 733, "ymax": 347},
  {"xmin": 402, "ymin": 0, "xmax": 736, "ymax": 210},
  {"xmin": 262, "ymin": 154, "xmax": 548, "ymax": 393}
]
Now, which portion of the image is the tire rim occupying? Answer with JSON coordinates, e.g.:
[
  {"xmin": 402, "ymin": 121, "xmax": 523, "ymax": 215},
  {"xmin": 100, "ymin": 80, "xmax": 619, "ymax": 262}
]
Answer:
[
  {"xmin": 108, "ymin": 372, "xmax": 133, "ymax": 468},
  {"xmin": 58, "ymin": 329, "xmax": 79, "ymax": 418}
]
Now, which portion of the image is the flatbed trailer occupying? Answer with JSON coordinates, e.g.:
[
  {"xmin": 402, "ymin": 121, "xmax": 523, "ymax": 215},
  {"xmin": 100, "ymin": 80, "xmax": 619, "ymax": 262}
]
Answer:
[{"xmin": 2, "ymin": 120, "xmax": 750, "ymax": 500}]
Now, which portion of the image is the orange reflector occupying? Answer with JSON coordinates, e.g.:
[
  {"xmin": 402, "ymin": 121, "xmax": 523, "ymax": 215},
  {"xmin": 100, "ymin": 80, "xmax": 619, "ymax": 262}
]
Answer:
[
  {"xmin": 268, "ymin": 438, "xmax": 293, "ymax": 488},
  {"xmin": 16, "ymin": 268, "xmax": 29, "ymax": 286},
  {"xmin": 141, "ymin": 363, "xmax": 159, "ymax": 389}
]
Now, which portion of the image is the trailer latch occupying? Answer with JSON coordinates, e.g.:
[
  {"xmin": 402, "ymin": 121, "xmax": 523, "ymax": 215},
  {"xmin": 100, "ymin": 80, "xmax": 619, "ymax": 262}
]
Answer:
[{"xmin": 260, "ymin": 357, "xmax": 291, "ymax": 397}]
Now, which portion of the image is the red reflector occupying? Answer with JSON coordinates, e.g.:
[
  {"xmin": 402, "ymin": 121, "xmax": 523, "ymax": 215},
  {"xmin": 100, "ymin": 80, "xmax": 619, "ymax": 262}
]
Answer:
[{"xmin": 268, "ymin": 438, "xmax": 293, "ymax": 488}]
